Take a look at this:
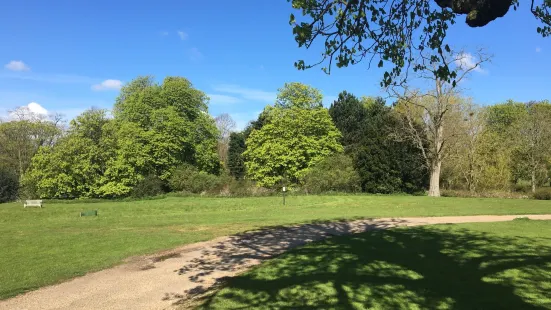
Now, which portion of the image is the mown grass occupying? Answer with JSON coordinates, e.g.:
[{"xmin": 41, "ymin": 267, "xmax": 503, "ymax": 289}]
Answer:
[
  {"xmin": 200, "ymin": 219, "xmax": 551, "ymax": 309},
  {"xmin": 0, "ymin": 195, "xmax": 550, "ymax": 299}
]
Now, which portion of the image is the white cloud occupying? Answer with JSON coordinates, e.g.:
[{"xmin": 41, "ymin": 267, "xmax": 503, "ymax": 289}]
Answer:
[
  {"xmin": 27, "ymin": 102, "xmax": 48, "ymax": 115},
  {"xmin": 213, "ymin": 85, "xmax": 276, "ymax": 103},
  {"xmin": 188, "ymin": 47, "xmax": 203, "ymax": 61},
  {"xmin": 8, "ymin": 102, "xmax": 48, "ymax": 120},
  {"xmin": 207, "ymin": 94, "xmax": 242, "ymax": 105},
  {"xmin": 160, "ymin": 31, "xmax": 169, "ymax": 36},
  {"xmin": 91, "ymin": 79, "xmax": 123, "ymax": 91},
  {"xmin": 4, "ymin": 60, "xmax": 30, "ymax": 71},
  {"xmin": 454, "ymin": 52, "xmax": 486, "ymax": 73},
  {"xmin": 177, "ymin": 31, "xmax": 188, "ymax": 40},
  {"xmin": 536, "ymin": 47, "xmax": 542, "ymax": 53}
]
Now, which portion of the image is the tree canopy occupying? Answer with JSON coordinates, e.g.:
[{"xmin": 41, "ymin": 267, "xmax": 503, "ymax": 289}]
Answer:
[
  {"xmin": 288, "ymin": 0, "xmax": 550, "ymax": 86},
  {"xmin": 24, "ymin": 76, "xmax": 220, "ymax": 199},
  {"xmin": 329, "ymin": 93, "xmax": 427, "ymax": 193},
  {"xmin": 244, "ymin": 106, "xmax": 343, "ymax": 187},
  {"xmin": 275, "ymin": 82, "xmax": 324, "ymax": 109}
]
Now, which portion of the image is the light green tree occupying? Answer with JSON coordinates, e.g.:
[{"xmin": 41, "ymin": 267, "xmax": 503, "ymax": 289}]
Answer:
[
  {"xmin": 24, "ymin": 76, "xmax": 220, "ymax": 199},
  {"xmin": 23, "ymin": 109, "xmax": 111, "ymax": 198},
  {"xmin": 513, "ymin": 101, "xmax": 551, "ymax": 193},
  {"xmin": 275, "ymin": 82, "xmax": 323, "ymax": 109},
  {"xmin": 244, "ymin": 106, "xmax": 343, "ymax": 187}
]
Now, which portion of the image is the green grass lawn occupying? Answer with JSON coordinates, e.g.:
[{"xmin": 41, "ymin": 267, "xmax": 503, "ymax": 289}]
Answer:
[
  {"xmin": 0, "ymin": 195, "xmax": 550, "ymax": 300},
  {"xmin": 200, "ymin": 219, "xmax": 551, "ymax": 309}
]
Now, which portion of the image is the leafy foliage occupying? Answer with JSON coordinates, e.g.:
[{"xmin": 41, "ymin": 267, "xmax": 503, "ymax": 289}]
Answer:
[
  {"xmin": 275, "ymin": 82, "xmax": 323, "ymax": 109},
  {"xmin": 0, "ymin": 168, "xmax": 19, "ymax": 203},
  {"xmin": 533, "ymin": 188, "xmax": 551, "ymax": 200},
  {"xmin": 288, "ymin": 0, "xmax": 550, "ymax": 86},
  {"xmin": 302, "ymin": 154, "xmax": 360, "ymax": 193},
  {"xmin": 0, "ymin": 117, "xmax": 62, "ymax": 177},
  {"xmin": 244, "ymin": 106, "xmax": 343, "ymax": 187},
  {"xmin": 329, "ymin": 93, "xmax": 427, "ymax": 193},
  {"xmin": 168, "ymin": 164, "xmax": 223, "ymax": 194},
  {"xmin": 227, "ymin": 132, "xmax": 247, "ymax": 180},
  {"xmin": 130, "ymin": 174, "xmax": 166, "ymax": 198},
  {"xmin": 24, "ymin": 76, "xmax": 220, "ymax": 199}
]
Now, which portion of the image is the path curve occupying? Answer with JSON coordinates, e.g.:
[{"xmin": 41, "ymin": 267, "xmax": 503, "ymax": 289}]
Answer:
[{"xmin": 2, "ymin": 214, "xmax": 551, "ymax": 310}]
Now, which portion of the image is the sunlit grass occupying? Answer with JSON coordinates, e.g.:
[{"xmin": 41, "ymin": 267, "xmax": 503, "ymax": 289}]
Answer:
[
  {"xmin": 200, "ymin": 219, "xmax": 551, "ymax": 309},
  {"xmin": 1, "ymin": 195, "xmax": 550, "ymax": 299}
]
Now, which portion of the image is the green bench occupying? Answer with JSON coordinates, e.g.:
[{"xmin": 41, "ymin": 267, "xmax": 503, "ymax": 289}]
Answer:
[{"xmin": 80, "ymin": 210, "xmax": 98, "ymax": 217}]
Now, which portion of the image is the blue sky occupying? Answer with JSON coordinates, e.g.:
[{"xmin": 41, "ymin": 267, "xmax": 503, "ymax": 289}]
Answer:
[{"xmin": 1, "ymin": 0, "xmax": 550, "ymax": 129}]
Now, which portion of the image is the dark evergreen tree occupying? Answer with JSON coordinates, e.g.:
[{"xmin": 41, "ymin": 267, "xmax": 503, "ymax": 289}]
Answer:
[
  {"xmin": 329, "ymin": 92, "xmax": 427, "ymax": 193},
  {"xmin": 227, "ymin": 132, "xmax": 246, "ymax": 180}
]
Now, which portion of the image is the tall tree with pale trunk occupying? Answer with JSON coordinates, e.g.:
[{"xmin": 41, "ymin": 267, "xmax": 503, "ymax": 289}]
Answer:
[{"xmin": 391, "ymin": 51, "xmax": 490, "ymax": 197}]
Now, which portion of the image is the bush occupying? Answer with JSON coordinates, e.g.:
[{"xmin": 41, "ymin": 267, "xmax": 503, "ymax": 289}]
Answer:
[
  {"xmin": 533, "ymin": 188, "xmax": 551, "ymax": 200},
  {"xmin": 441, "ymin": 189, "xmax": 528, "ymax": 199},
  {"xmin": 169, "ymin": 165, "xmax": 223, "ymax": 194},
  {"xmin": 0, "ymin": 169, "xmax": 19, "ymax": 203},
  {"xmin": 302, "ymin": 154, "xmax": 361, "ymax": 194},
  {"xmin": 130, "ymin": 175, "xmax": 166, "ymax": 198}
]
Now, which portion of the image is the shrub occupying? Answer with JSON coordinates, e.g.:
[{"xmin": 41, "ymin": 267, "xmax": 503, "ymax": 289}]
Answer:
[
  {"xmin": 131, "ymin": 175, "xmax": 166, "ymax": 198},
  {"xmin": 302, "ymin": 154, "xmax": 361, "ymax": 194},
  {"xmin": 169, "ymin": 164, "xmax": 223, "ymax": 194},
  {"xmin": 0, "ymin": 169, "xmax": 19, "ymax": 203},
  {"xmin": 441, "ymin": 189, "xmax": 528, "ymax": 199},
  {"xmin": 533, "ymin": 188, "xmax": 551, "ymax": 200}
]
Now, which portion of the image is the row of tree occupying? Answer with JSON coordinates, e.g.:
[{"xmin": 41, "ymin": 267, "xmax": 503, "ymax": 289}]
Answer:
[{"xmin": 1, "ymin": 77, "xmax": 550, "ymax": 201}]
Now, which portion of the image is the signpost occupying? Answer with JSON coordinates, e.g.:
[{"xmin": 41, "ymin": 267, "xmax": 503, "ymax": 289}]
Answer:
[{"xmin": 282, "ymin": 186, "xmax": 286, "ymax": 206}]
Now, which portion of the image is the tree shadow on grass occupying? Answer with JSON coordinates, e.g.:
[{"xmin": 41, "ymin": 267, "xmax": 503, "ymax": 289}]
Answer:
[{"xmin": 197, "ymin": 224, "xmax": 551, "ymax": 309}]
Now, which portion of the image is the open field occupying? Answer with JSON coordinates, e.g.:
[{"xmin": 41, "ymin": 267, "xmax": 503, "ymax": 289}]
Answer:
[
  {"xmin": 1, "ymin": 195, "xmax": 550, "ymax": 300},
  {"xmin": 199, "ymin": 219, "xmax": 551, "ymax": 309}
]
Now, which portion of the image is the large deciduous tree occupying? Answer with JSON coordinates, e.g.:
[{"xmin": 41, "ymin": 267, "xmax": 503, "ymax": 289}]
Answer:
[
  {"xmin": 23, "ymin": 109, "xmax": 112, "ymax": 198},
  {"xmin": 513, "ymin": 101, "xmax": 551, "ymax": 192},
  {"xmin": 0, "ymin": 108, "xmax": 64, "ymax": 178},
  {"xmin": 215, "ymin": 113, "xmax": 236, "ymax": 168},
  {"xmin": 244, "ymin": 106, "xmax": 343, "ymax": 187},
  {"xmin": 391, "ymin": 52, "xmax": 488, "ymax": 196},
  {"xmin": 24, "ymin": 76, "xmax": 220, "ymax": 198},
  {"xmin": 288, "ymin": 0, "xmax": 550, "ymax": 86},
  {"xmin": 275, "ymin": 82, "xmax": 323, "ymax": 109}
]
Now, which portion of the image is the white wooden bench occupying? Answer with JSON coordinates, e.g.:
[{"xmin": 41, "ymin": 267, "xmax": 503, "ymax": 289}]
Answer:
[{"xmin": 24, "ymin": 200, "xmax": 43, "ymax": 208}]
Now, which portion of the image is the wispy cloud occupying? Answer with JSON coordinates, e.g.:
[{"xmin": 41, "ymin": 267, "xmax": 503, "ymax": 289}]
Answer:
[
  {"xmin": 454, "ymin": 52, "xmax": 486, "ymax": 73},
  {"xmin": 160, "ymin": 31, "xmax": 169, "ymax": 36},
  {"xmin": 187, "ymin": 47, "xmax": 203, "ymax": 61},
  {"xmin": 177, "ymin": 30, "xmax": 188, "ymax": 40},
  {"xmin": 212, "ymin": 85, "xmax": 276, "ymax": 103},
  {"xmin": 0, "ymin": 72, "xmax": 98, "ymax": 84},
  {"xmin": 91, "ymin": 79, "xmax": 123, "ymax": 91},
  {"xmin": 536, "ymin": 47, "xmax": 542, "ymax": 53},
  {"xmin": 4, "ymin": 60, "xmax": 30, "ymax": 72},
  {"xmin": 229, "ymin": 110, "xmax": 263, "ymax": 131},
  {"xmin": 208, "ymin": 94, "xmax": 242, "ymax": 105}
]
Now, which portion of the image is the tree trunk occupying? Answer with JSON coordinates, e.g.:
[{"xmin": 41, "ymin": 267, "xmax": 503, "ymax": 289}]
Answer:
[
  {"xmin": 531, "ymin": 168, "xmax": 537, "ymax": 193},
  {"xmin": 428, "ymin": 160, "xmax": 441, "ymax": 197}
]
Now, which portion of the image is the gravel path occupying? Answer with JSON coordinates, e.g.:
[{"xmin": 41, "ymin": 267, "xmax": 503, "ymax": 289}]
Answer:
[{"xmin": 2, "ymin": 214, "xmax": 551, "ymax": 310}]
